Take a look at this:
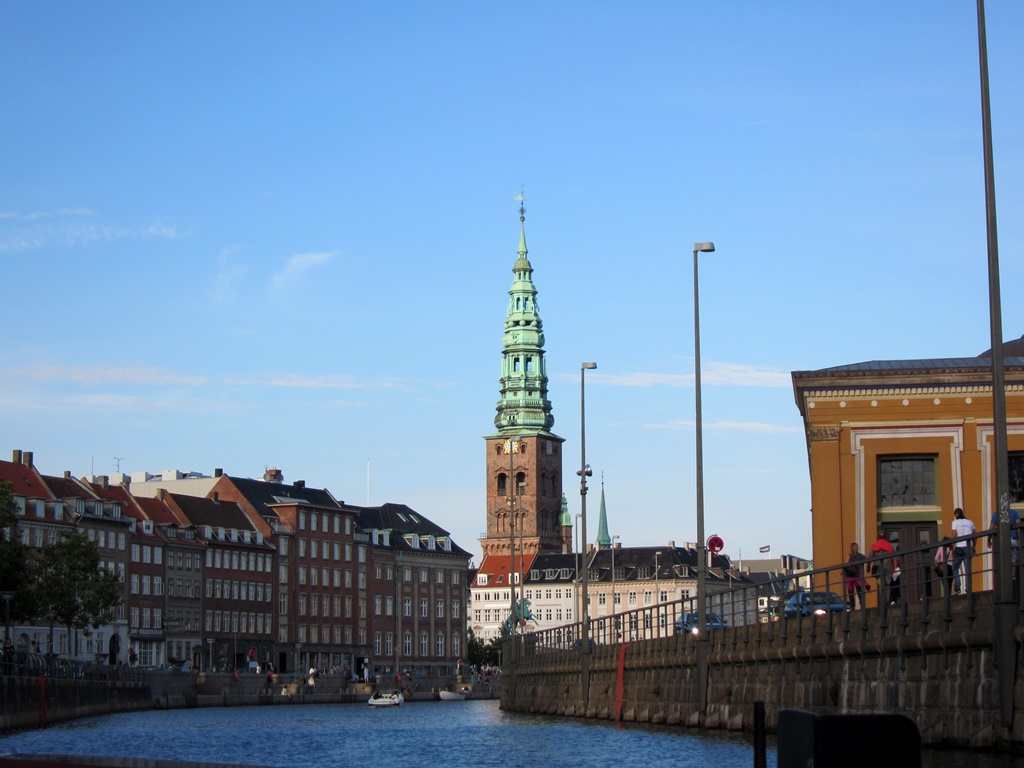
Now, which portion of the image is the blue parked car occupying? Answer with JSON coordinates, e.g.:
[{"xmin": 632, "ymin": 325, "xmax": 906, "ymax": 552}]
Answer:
[
  {"xmin": 674, "ymin": 612, "xmax": 728, "ymax": 635},
  {"xmin": 782, "ymin": 591, "xmax": 847, "ymax": 618}
]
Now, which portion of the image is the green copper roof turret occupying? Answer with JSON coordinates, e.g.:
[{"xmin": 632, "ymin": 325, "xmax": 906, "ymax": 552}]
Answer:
[
  {"xmin": 595, "ymin": 481, "xmax": 611, "ymax": 548},
  {"xmin": 558, "ymin": 493, "xmax": 571, "ymax": 527},
  {"xmin": 491, "ymin": 207, "xmax": 556, "ymax": 437}
]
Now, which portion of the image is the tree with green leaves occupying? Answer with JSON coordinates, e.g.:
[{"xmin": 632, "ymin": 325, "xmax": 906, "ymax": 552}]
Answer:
[
  {"xmin": 0, "ymin": 480, "xmax": 33, "ymax": 629},
  {"xmin": 466, "ymin": 627, "xmax": 501, "ymax": 668},
  {"xmin": 34, "ymin": 531, "xmax": 122, "ymax": 652}
]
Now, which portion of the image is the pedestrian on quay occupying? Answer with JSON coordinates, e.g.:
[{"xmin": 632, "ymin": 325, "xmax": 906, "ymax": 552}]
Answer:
[
  {"xmin": 934, "ymin": 540, "xmax": 955, "ymax": 597},
  {"xmin": 843, "ymin": 542, "xmax": 869, "ymax": 609},
  {"xmin": 888, "ymin": 558, "xmax": 902, "ymax": 605},
  {"xmin": 869, "ymin": 530, "xmax": 893, "ymax": 593},
  {"xmin": 988, "ymin": 506, "xmax": 1021, "ymax": 583},
  {"xmin": 951, "ymin": 507, "xmax": 976, "ymax": 594}
]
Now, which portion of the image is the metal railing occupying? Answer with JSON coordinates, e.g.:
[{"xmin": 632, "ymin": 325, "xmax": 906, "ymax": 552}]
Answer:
[
  {"xmin": 1, "ymin": 652, "xmax": 146, "ymax": 682},
  {"xmin": 510, "ymin": 523, "xmax": 1020, "ymax": 658}
]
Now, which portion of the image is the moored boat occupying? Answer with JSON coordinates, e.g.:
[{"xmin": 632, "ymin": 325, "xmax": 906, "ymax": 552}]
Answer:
[
  {"xmin": 368, "ymin": 690, "xmax": 404, "ymax": 707},
  {"xmin": 438, "ymin": 687, "xmax": 469, "ymax": 701}
]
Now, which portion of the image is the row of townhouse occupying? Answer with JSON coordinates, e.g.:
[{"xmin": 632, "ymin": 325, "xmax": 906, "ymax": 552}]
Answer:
[
  {"xmin": 1, "ymin": 451, "xmax": 472, "ymax": 679},
  {"xmin": 470, "ymin": 543, "xmax": 786, "ymax": 643}
]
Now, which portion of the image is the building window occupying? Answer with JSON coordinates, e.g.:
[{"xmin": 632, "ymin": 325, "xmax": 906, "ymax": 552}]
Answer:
[
  {"xmin": 878, "ymin": 456, "xmax": 937, "ymax": 507},
  {"xmin": 1010, "ymin": 453, "xmax": 1024, "ymax": 503}
]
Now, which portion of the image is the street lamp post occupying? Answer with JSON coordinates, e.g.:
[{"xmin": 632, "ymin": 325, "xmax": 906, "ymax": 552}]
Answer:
[
  {"xmin": 611, "ymin": 534, "xmax": 620, "ymax": 607},
  {"xmin": 611, "ymin": 535, "xmax": 620, "ymax": 641},
  {"xmin": 693, "ymin": 241, "xmax": 715, "ymax": 715},
  {"xmin": 0, "ymin": 591, "xmax": 13, "ymax": 645},
  {"xmin": 578, "ymin": 361, "xmax": 597, "ymax": 709},
  {"xmin": 45, "ymin": 609, "xmax": 56, "ymax": 658},
  {"xmin": 654, "ymin": 552, "xmax": 661, "ymax": 637}
]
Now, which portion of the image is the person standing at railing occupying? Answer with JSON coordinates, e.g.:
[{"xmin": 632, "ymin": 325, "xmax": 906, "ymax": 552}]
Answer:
[
  {"xmin": 988, "ymin": 506, "xmax": 1020, "ymax": 583},
  {"xmin": 869, "ymin": 530, "xmax": 893, "ymax": 598},
  {"xmin": 934, "ymin": 541, "xmax": 955, "ymax": 597},
  {"xmin": 843, "ymin": 542, "xmax": 869, "ymax": 609},
  {"xmin": 950, "ymin": 507, "xmax": 976, "ymax": 594}
]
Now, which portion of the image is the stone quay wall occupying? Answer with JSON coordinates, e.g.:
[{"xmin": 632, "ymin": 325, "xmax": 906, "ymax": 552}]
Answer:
[
  {"xmin": 501, "ymin": 592, "xmax": 1024, "ymax": 749},
  {"xmin": 0, "ymin": 675, "xmax": 152, "ymax": 733},
  {"xmin": 0, "ymin": 670, "xmax": 500, "ymax": 733}
]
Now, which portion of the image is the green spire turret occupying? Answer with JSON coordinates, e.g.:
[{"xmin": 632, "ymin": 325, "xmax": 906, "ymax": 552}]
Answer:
[
  {"xmin": 595, "ymin": 480, "xmax": 611, "ymax": 548},
  {"xmin": 493, "ymin": 199, "xmax": 555, "ymax": 436}
]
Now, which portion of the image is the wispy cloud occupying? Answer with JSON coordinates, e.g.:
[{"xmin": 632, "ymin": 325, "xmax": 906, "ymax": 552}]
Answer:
[
  {"xmin": 0, "ymin": 209, "xmax": 183, "ymax": 252},
  {"xmin": 268, "ymin": 252, "xmax": 336, "ymax": 295},
  {"xmin": 568, "ymin": 362, "xmax": 791, "ymax": 389},
  {"xmin": 0, "ymin": 390, "xmax": 242, "ymax": 415},
  {"xmin": 645, "ymin": 419, "xmax": 801, "ymax": 434},
  {"xmin": 2, "ymin": 364, "xmax": 207, "ymax": 387},
  {"xmin": 224, "ymin": 372, "xmax": 408, "ymax": 391},
  {"xmin": 213, "ymin": 248, "xmax": 248, "ymax": 303}
]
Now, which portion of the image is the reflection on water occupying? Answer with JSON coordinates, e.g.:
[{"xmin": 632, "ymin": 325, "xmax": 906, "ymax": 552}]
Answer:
[{"xmin": 0, "ymin": 701, "xmax": 1017, "ymax": 768}]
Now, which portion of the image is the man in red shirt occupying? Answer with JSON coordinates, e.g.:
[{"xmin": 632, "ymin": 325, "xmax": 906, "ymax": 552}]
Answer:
[{"xmin": 870, "ymin": 530, "xmax": 894, "ymax": 600}]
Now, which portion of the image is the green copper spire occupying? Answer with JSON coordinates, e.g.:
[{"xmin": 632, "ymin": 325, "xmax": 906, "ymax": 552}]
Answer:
[
  {"xmin": 595, "ymin": 480, "xmax": 611, "ymax": 548},
  {"xmin": 558, "ymin": 493, "xmax": 571, "ymax": 528},
  {"xmin": 492, "ymin": 198, "xmax": 556, "ymax": 436}
]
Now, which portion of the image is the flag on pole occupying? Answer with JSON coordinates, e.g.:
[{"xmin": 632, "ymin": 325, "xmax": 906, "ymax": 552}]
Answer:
[{"xmin": 759, "ymin": 545, "xmax": 770, "ymax": 553}]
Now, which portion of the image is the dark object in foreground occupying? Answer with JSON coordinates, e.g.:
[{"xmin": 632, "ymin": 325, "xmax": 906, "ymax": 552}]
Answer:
[{"xmin": 775, "ymin": 708, "xmax": 921, "ymax": 768}]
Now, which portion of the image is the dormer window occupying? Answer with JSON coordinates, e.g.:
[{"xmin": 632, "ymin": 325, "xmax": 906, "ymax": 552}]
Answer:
[
  {"xmin": 112, "ymin": 503, "xmax": 121, "ymax": 519},
  {"xmin": 382, "ymin": 531, "xmax": 390, "ymax": 546},
  {"xmin": 142, "ymin": 520, "xmax": 153, "ymax": 535},
  {"xmin": 477, "ymin": 574, "xmax": 488, "ymax": 586},
  {"xmin": 426, "ymin": 535, "xmax": 435, "ymax": 550}
]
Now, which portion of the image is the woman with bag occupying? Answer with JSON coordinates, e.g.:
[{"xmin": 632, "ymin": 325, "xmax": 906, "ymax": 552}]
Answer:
[
  {"xmin": 934, "ymin": 540, "xmax": 955, "ymax": 597},
  {"xmin": 843, "ymin": 542, "xmax": 869, "ymax": 609}
]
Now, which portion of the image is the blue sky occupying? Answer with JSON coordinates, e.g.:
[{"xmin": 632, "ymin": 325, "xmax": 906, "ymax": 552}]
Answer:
[{"xmin": 3, "ymin": 2, "xmax": 1023, "ymax": 566}]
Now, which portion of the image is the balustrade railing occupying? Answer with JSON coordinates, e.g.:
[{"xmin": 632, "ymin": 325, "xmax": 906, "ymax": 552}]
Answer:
[{"xmin": 509, "ymin": 523, "xmax": 1021, "ymax": 660}]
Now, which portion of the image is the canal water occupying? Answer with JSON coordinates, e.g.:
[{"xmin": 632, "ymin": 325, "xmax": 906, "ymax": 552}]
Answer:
[{"xmin": 0, "ymin": 701, "xmax": 1017, "ymax": 768}]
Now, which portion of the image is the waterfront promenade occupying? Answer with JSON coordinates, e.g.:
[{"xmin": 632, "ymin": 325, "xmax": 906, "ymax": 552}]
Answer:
[{"xmin": 500, "ymin": 529, "xmax": 1024, "ymax": 750}]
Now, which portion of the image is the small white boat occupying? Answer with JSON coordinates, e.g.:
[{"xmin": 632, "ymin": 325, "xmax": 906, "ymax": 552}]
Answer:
[
  {"xmin": 439, "ymin": 687, "xmax": 469, "ymax": 701},
  {"xmin": 368, "ymin": 690, "xmax": 404, "ymax": 707}
]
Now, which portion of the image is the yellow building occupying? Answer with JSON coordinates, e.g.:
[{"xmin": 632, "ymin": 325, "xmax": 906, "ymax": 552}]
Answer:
[{"xmin": 791, "ymin": 341, "xmax": 1024, "ymax": 580}]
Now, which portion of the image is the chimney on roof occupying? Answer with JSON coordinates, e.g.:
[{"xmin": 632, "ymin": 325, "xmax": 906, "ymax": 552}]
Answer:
[
  {"xmin": 212, "ymin": 492, "xmax": 219, "ymax": 502},
  {"xmin": 99, "ymin": 476, "xmax": 108, "ymax": 488},
  {"xmin": 64, "ymin": 471, "xmax": 71, "ymax": 479},
  {"xmin": 157, "ymin": 488, "xmax": 167, "ymax": 501},
  {"xmin": 215, "ymin": 468, "xmax": 223, "ymax": 477},
  {"xmin": 263, "ymin": 467, "xmax": 284, "ymax": 483},
  {"xmin": 295, "ymin": 480, "xmax": 305, "ymax": 488},
  {"xmin": 668, "ymin": 540, "xmax": 675, "ymax": 548},
  {"xmin": 22, "ymin": 451, "xmax": 33, "ymax": 467},
  {"xmin": 12, "ymin": 450, "xmax": 22, "ymax": 463}
]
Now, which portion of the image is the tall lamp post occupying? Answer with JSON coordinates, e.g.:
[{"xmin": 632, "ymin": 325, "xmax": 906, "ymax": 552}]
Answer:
[
  {"xmin": 0, "ymin": 591, "xmax": 13, "ymax": 643},
  {"xmin": 611, "ymin": 535, "xmax": 620, "ymax": 641},
  {"xmin": 693, "ymin": 241, "xmax": 715, "ymax": 715},
  {"xmin": 578, "ymin": 361, "xmax": 597, "ymax": 709}
]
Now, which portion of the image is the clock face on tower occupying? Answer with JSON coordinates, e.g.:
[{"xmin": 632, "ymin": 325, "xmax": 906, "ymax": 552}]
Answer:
[{"xmin": 503, "ymin": 439, "xmax": 520, "ymax": 454}]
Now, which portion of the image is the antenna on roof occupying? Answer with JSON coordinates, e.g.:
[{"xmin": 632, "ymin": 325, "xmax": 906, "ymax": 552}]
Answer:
[{"xmin": 114, "ymin": 456, "xmax": 126, "ymax": 472}]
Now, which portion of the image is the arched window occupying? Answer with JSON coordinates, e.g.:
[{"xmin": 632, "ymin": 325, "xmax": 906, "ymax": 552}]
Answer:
[{"xmin": 497, "ymin": 473, "xmax": 507, "ymax": 497}]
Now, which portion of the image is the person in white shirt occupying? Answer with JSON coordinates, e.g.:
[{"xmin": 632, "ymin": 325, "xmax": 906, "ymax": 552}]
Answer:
[{"xmin": 950, "ymin": 507, "xmax": 976, "ymax": 594}]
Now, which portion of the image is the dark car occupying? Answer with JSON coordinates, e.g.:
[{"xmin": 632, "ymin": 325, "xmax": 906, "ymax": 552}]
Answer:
[
  {"xmin": 570, "ymin": 638, "xmax": 597, "ymax": 650},
  {"xmin": 674, "ymin": 611, "xmax": 728, "ymax": 635},
  {"xmin": 782, "ymin": 591, "xmax": 847, "ymax": 618}
]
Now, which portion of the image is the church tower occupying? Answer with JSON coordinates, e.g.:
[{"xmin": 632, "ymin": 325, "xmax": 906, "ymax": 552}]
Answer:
[{"xmin": 480, "ymin": 200, "xmax": 568, "ymax": 558}]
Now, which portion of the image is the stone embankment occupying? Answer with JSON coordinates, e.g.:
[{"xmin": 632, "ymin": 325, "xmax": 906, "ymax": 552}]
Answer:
[
  {"xmin": 501, "ymin": 591, "xmax": 1022, "ymax": 749},
  {"xmin": 1, "ymin": 671, "xmax": 499, "ymax": 733}
]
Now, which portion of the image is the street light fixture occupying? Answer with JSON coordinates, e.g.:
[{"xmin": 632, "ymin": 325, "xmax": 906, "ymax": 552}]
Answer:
[
  {"xmin": 45, "ymin": 609, "xmax": 56, "ymax": 658},
  {"xmin": 578, "ymin": 361, "xmax": 597, "ymax": 709},
  {"xmin": 693, "ymin": 240, "xmax": 715, "ymax": 715},
  {"xmin": 0, "ymin": 591, "xmax": 13, "ymax": 646},
  {"xmin": 611, "ymin": 534, "xmax": 620, "ymax": 612}
]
